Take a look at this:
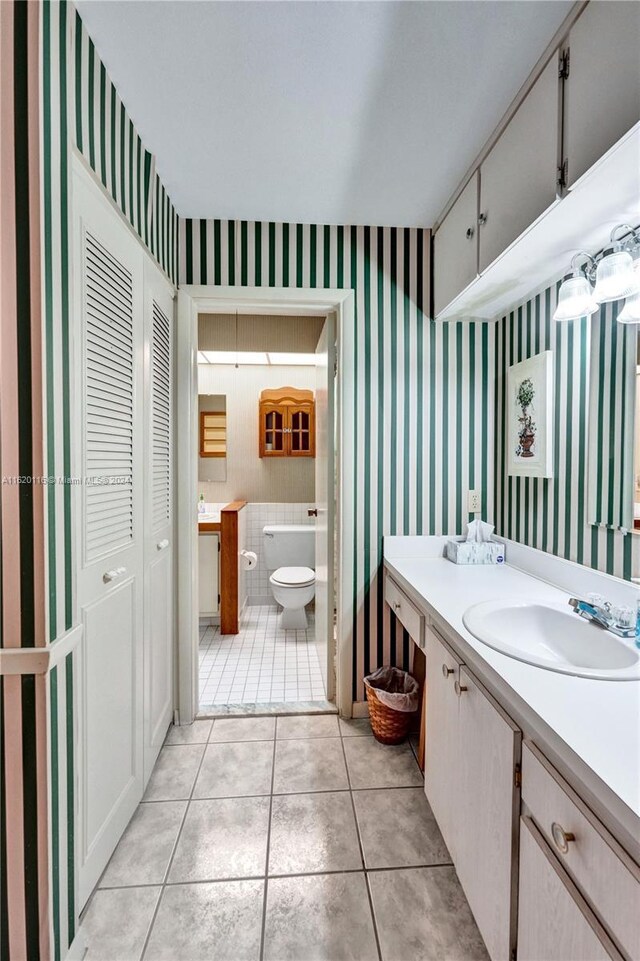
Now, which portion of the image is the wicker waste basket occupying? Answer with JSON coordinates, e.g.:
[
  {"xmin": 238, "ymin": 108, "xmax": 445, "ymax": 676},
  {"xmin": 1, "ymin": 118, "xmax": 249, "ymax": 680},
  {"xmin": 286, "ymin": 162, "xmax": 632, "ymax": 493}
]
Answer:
[{"xmin": 364, "ymin": 666, "xmax": 419, "ymax": 744}]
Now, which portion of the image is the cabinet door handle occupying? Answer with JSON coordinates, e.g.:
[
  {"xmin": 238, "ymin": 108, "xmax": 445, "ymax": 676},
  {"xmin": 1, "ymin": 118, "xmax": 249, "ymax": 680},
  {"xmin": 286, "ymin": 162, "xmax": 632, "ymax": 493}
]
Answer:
[
  {"xmin": 465, "ymin": 226, "xmax": 475, "ymax": 240},
  {"xmin": 454, "ymin": 680, "xmax": 468, "ymax": 697},
  {"xmin": 442, "ymin": 664, "xmax": 454, "ymax": 678},
  {"xmin": 156, "ymin": 539, "xmax": 169, "ymax": 551},
  {"xmin": 308, "ymin": 509, "xmax": 318, "ymax": 517},
  {"xmin": 393, "ymin": 602, "xmax": 401, "ymax": 611},
  {"xmin": 478, "ymin": 212, "xmax": 488, "ymax": 226},
  {"xmin": 103, "ymin": 566, "xmax": 127, "ymax": 584},
  {"xmin": 551, "ymin": 821, "xmax": 576, "ymax": 855}
]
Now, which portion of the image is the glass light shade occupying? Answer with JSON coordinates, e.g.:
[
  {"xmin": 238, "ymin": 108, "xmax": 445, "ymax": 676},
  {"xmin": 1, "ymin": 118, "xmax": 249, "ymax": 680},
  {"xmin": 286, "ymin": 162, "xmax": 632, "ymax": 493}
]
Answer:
[
  {"xmin": 593, "ymin": 250, "xmax": 639, "ymax": 303},
  {"xmin": 618, "ymin": 293, "xmax": 640, "ymax": 323},
  {"xmin": 552, "ymin": 275, "xmax": 599, "ymax": 321}
]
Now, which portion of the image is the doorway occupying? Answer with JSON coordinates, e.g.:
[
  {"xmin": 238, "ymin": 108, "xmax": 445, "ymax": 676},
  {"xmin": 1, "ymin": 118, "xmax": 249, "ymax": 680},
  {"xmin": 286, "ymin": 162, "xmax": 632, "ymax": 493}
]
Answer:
[
  {"xmin": 176, "ymin": 286, "xmax": 355, "ymax": 724},
  {"xmin": 196, "ymin": 312, "xmax": 331, "ymax": 712}
]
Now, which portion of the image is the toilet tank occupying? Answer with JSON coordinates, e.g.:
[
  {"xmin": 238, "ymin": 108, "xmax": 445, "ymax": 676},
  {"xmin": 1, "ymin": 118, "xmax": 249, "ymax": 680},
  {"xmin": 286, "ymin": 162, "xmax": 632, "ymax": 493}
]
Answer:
[{"xmin": 263, "ymin": 525, "xmax": 315, "ymax": 570}]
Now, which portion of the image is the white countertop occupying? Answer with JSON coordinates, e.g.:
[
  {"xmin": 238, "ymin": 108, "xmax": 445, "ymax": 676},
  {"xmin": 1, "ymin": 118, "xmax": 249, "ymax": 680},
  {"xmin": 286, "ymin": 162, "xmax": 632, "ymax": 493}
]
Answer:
[
  {"xmin": 385, "ymin": 554, "xmax": 640, "ymax": 825},
  {"xmin": 198, "ymin": 510, "xmax": 221, "ymax": 524}
]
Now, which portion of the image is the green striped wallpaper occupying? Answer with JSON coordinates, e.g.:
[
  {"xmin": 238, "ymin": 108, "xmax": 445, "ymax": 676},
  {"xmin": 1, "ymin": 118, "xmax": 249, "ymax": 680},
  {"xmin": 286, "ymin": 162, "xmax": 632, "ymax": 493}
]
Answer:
[
  {"xmin": 1, "ymin": 3, "xmax": 50, "ymax": 957},
  {"xmin": 40, "ymin": 4, "xmax": 179, "ymax": 958},
  {"xmin": 179, "ymin": 218, "xmax": 496, "ymax": 692},
  {"xmin": 588, "ymin": 301, "xmax": 636, "ymax": 531},
  {"xmin": 494, "ymin": 280, "xmax": 639, "ymax": 581}
]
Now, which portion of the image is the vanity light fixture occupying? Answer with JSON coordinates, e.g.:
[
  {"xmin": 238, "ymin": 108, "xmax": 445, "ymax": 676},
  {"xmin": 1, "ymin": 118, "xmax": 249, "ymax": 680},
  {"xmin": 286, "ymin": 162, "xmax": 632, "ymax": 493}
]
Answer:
[
  {"xmin": 552, "ymin": 253, "xmax": 599, "ymax": 322},
  {"xmin": 617, "ymin": 246, "xmax": 640, "ymax": 324},
  {"xmin": 593, "ymin": 225, "xmax": 640, "ymax": 304}
]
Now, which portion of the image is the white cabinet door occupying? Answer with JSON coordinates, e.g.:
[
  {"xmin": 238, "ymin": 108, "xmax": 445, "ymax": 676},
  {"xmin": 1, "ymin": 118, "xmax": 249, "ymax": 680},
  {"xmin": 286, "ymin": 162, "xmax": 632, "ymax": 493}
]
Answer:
[
  {"xmin": 199, "ymin": 534, "xmax": 219, "ymax": 615},
  {"xmin": 72, "ymin": 161, "xmax": 145, "ymax": 906},
  {"xmin": 479, "ymin": 56, "xmax": 559, "ymax": 272},
  {"xmin": 143, "ymin": 264, "xmax": 175, "ymax": 785},
  {"xmin": 424, "ymin": 627, "xmax": 462, "ymax": 863},
  {"xmin": 433, "ymin": 173, "xmax": 479, "ymax": 316},
  {"xmin": 456, "ymin": 667, "xmax": 521, "ymax": 961},
  {"xmin": 518, "ymin": 817, "xmax": 619, "ymax": 961},
  {"xmin": 565, "ymin": 2, "xmax": 640, "ymax": 188}
]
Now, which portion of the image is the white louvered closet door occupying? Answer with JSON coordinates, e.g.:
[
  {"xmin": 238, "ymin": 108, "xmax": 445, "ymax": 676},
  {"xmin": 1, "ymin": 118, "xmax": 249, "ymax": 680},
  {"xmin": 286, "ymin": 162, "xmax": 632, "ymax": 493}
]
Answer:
[
  {"xmin": 143, "ymin": 263, "xmax": 174, "ymax": 783},
  {"xmin": 72, "ymin": 160, "xmax": 145, "ymax": 907}
]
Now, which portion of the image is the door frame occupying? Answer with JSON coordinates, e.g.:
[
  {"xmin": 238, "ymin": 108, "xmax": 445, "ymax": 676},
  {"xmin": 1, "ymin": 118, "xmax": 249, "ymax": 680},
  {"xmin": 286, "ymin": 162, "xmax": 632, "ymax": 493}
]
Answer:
[{"xmin": 176, "ymin": 285, "xmax": 355, "ymax": 722}]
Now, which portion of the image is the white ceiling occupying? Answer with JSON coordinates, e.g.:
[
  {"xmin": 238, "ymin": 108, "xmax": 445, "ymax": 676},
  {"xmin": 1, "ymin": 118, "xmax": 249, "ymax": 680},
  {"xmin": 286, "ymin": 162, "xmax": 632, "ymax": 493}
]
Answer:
[{"xmin": 76, "ymin": 0, "xmax": 573, "ymax": 227}]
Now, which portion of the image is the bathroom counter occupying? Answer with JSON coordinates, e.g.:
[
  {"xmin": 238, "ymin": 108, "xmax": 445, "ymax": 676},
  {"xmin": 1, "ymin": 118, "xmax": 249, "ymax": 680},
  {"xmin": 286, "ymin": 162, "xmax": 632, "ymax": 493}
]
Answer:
[{"xmin": 384, "ymin": 539, "xmax": 640, "ymax": 858}]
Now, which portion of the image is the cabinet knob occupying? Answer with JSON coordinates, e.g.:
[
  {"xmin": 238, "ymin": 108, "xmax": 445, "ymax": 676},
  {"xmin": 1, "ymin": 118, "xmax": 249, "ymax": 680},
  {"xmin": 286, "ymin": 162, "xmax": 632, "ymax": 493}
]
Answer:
[
  {"xmin": 393, "ymin": 602, "xmax": 401, "ymax": 611},
  {"xmin": 308, "ymin": 509, "xmax": 318, "ymax": 517},
  {"xmin": 442, "ymin": 664, "xmax": 454, "ymax": 678},
  {"xmin": 551, "ymin": 822, "xmax": 575, "ymax": 855},
  {"xmin": 465, "ymin": 226, "xmax": 475, "ymax": 240},
  {"xmin": 478, "ymin": 212, "xmax": 488, "ymax": 226},
  {"xmin": 454, "ymin": 680, "xmax": 468, "ymax": 697},
  {"xmin": 103, "ymin": 566, "xmax": 127, "ymax": 584}
]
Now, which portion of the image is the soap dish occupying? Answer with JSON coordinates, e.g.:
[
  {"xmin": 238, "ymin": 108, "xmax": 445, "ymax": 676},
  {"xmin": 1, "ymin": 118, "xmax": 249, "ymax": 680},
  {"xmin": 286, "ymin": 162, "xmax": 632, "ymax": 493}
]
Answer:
[{"xmin": 446, "ymin": 538, "xmax": 505, "ymax": 565}]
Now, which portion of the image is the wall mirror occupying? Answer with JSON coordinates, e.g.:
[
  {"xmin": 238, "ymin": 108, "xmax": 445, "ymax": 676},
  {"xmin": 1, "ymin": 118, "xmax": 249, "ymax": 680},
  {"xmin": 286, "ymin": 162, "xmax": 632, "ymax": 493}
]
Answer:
[
  {"xmin": 199, "ymin": 394, "xmax": 227, "ymax": 483},
  {"xmin": 587, "ymin": 307, "xmax": 638, "ymax": 533}
]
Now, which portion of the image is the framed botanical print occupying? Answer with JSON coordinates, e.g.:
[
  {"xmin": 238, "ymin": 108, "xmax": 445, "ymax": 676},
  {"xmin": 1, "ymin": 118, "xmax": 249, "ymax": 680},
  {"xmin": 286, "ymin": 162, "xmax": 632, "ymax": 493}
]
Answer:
[{"xmin": 507, "ymin": 350, "xmax": 554, "ymax": 478}]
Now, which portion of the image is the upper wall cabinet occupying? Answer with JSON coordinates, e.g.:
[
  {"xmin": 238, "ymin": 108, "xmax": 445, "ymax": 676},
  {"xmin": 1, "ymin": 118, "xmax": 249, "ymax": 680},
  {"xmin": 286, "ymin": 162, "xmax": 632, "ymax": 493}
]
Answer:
[
  {"xmin": 565, "ymin": 1, "xmax": 640, "ymax": 188},
  {"xmin": 432, "ymin": 0, "xmax": 640, "ymax": 321},
  {"xmin": 478, "ymin": 57, "xmax": 559, "ymax": 273},
  {"xmin": 259, "ymin": 387, "xmax": 315, "ymax": 458},
  {"xmin": 433, "ymin": 173, "xmax": 479, "ymax": 317}
]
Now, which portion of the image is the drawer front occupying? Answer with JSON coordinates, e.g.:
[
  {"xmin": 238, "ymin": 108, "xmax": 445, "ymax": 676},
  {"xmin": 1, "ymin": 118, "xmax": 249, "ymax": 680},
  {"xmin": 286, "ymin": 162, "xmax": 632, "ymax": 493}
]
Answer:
[
  {"xmin": 384, "ymin": 575, "xmax": 425, "ymax": 648},
  {"xmin": 522, "ymin": 743, "xmax": 640, "ymax": 960}
]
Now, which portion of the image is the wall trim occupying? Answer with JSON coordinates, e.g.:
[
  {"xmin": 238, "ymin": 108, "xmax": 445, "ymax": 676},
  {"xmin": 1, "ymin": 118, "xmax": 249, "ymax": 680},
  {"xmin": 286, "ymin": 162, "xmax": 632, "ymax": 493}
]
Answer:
[
  {"xmin": 0, "ymin": 625, "xmax": 83, "ymax": 675},
  {"xmin": 178, "ymin": 285, "xmax": 355, "ymax": 722}
]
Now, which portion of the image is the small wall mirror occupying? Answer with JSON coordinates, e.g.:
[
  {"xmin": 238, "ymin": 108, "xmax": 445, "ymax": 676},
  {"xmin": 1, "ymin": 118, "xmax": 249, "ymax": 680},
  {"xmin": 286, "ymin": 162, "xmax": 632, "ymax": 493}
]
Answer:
[
  {"xmin": 587, "ymin": 309, "xmax": 638, "ymax": 533},
  {"xmin": 199, "ymin": 394, "xmax": 227, "ymax": 483}
]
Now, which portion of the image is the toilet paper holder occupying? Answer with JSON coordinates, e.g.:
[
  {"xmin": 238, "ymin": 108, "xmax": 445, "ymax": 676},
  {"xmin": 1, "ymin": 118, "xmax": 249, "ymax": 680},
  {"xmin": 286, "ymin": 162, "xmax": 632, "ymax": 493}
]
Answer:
[{"xmin": 239, "ymin": 549, "xmax": 258, "ymax": 570}]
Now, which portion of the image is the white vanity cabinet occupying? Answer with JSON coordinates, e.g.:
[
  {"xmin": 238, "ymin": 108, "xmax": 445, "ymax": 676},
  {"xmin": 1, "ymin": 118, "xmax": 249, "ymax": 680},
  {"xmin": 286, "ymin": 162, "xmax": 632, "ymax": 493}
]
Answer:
[
  {"xmin": 424, "ymin": 627, "xmax": 463, "ymax": 859},
  {"xmin": 521, "ymin": 742, "xmax": 640, "ymax": 961},
  {"xmin": 198, "ymin": 532, "xmax": 219, "ymax": 616},
  {"xmin": 424, "ymin": 626, "xmax": 521, "ymax": 961},
  {"xmin": 517, "ymin": 817, "xmax": 622, "ymax": 961},
  {"xmin": 564, "ymin": 1, "xmax": 640, "ymax": 189}
]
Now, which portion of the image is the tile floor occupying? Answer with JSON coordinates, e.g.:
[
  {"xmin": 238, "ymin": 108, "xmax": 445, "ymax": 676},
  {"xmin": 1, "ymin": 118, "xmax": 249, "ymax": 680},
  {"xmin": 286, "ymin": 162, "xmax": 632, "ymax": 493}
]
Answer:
[
  {"xmin": 81, "ymin": 715, "xmax": 489, "ymax": 961},
  {"xmin": 199, "ymin": 606, "xmax": 327, "ymax": 711}
]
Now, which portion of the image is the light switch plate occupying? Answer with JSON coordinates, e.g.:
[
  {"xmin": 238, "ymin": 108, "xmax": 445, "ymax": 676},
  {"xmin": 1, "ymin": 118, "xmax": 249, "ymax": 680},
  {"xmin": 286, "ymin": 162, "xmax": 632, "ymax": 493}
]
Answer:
[{"xmin": 468, "ymin": 490, "xmax": 482, "ymax": 513}]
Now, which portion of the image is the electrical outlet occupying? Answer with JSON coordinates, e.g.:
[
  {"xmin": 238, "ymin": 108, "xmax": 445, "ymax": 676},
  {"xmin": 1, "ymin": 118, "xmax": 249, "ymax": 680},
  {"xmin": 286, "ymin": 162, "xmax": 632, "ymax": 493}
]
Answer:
[{"xmin": 468, "ymin": 490, "xmax": 481, "ymax": 513}]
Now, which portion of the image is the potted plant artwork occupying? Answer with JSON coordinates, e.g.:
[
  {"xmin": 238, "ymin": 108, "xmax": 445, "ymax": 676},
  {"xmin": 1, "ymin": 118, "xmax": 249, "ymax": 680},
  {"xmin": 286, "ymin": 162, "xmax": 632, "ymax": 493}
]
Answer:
[
  {"xmin": 516, "ymin": 377, "xmax": 536, "ymax": 458},
  {"xmin": 507, "ymin": 350, "xmax": 553, "ymax": 478}
]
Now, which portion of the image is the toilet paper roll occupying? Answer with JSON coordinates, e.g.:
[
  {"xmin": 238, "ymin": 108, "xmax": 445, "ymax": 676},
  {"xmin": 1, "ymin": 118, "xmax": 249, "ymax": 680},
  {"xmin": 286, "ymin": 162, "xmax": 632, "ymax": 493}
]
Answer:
[{"xmin": 239, "ymin": 549, "xmax": 258, "ymax": 570}]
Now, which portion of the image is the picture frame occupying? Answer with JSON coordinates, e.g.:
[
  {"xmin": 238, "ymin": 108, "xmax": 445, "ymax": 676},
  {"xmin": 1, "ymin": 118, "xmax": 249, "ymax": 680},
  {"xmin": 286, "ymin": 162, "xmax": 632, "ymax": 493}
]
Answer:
[{"xmin": 507, "ymin": 350, "xmax": 554, "ymax": 478}]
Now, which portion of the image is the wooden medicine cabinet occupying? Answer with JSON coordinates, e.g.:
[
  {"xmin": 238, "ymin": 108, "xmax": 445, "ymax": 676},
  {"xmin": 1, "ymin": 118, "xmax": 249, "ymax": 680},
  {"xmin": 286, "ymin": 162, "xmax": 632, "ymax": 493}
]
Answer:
[
  {"xmin": 259, "ymin": 387, "xmax": 315, "ymax": 458},
  {"xmin": 200, "ymin": 410, "xmax": 227, "ymax": 457}
]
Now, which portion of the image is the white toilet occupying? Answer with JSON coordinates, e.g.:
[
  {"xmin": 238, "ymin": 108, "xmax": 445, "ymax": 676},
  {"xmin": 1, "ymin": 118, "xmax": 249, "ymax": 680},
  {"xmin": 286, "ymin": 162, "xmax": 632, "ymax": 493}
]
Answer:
[{"xmin": 263, "ymin": 524, "xmax": 315, "ymax": 629}]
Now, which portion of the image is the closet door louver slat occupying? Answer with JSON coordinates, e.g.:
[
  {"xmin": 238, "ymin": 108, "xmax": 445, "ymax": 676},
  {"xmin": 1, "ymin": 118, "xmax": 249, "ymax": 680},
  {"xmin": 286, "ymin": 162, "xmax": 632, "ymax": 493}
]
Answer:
[
  {"xmin": 84, "ymin": 229, "xmax": 135, "ymax": 561},
  {"xmin": 151, "ymin": 300, "xmax": 172, "ymax": 532}
]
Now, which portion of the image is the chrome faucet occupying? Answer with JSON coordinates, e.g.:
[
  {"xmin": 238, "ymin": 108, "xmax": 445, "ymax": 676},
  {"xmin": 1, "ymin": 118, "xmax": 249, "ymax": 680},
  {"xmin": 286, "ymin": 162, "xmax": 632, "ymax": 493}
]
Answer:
[{"xmin": 569, "ymin": 595, "xmax": 637, "ymax": 638}]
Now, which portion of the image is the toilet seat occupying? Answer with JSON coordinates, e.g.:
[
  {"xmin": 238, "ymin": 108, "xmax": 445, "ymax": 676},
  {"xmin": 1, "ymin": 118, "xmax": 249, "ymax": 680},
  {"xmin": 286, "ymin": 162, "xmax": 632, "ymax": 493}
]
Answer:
[{"xmin": 270, "ymin": 566, "xmax": 315, "ymax": 588}]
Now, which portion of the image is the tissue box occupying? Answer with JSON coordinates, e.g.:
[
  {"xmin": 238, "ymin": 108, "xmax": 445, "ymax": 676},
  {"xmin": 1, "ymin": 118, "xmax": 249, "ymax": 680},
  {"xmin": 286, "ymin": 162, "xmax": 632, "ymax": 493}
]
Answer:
[{"xmin": 446, "ymin": 537, "xmax": 505, "ymax": 565}]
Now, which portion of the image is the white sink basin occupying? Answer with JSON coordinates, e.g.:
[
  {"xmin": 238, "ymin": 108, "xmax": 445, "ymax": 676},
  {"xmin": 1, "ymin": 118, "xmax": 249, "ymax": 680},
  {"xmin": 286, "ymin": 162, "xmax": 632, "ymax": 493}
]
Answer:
[{"xmin": 463, "ymin": 599, "xmax": 640, "ymax": 680}]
